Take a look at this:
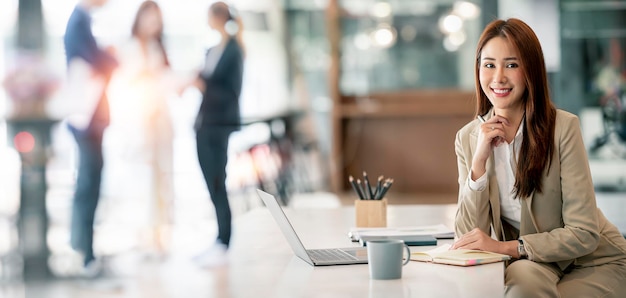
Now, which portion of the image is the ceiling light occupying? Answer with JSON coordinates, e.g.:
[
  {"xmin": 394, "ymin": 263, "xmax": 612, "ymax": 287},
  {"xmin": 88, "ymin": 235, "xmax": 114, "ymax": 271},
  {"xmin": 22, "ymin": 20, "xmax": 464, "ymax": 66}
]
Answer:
[{"xmin": 439, "ymin": 14, "xmax": 463, "ymax": 34}]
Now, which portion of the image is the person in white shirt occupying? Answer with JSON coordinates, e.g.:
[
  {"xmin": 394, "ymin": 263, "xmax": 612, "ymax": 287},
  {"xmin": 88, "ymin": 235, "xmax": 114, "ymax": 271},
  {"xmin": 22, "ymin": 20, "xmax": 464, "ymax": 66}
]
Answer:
[
  {"xmin": 107, "ymin": 0, "xmax": 174, "ymax": 257},
  {"xmin": 452, "ymin": 18, "xmax": 626, "ymax": 297}
]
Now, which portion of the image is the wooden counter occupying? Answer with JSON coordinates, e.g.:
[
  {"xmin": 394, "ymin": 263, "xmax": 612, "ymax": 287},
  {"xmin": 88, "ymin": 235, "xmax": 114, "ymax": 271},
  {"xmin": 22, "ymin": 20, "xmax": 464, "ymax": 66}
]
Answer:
[{"xmin": 330, "ymin": 90, "xmax": 475, "ymax": 194}]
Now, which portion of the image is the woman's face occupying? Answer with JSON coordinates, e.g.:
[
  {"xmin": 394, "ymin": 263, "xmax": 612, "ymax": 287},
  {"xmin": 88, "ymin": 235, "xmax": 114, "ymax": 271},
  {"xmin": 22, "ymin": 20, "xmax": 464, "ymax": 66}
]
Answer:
[
  {"xmin": 479, "ymin": 36, "xmax": 526, "ymax": 113},
  {"xmin": 137, "ymin": 6, "xmax": 162, "ymax": 39},
  {"xmin": 91, "ymin": 0, "xmax": 109, "ymax": 8},
  {"xmin": 208, "ymin": 11, "xmax": 225, "ymax": 30}
]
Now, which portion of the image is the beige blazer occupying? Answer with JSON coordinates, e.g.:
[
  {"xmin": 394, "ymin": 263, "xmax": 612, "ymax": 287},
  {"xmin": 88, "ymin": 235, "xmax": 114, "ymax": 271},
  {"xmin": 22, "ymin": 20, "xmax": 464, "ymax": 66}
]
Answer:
[{"xmin": 454, "ymin": 109, "xmax": 626, "ymax": 271}]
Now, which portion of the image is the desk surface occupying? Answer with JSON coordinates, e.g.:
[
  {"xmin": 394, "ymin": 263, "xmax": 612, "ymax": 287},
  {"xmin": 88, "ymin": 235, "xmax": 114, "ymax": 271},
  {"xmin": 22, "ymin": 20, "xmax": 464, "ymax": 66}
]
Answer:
[{"xmin": 224, "ymin": 204, "xmax": 505, "ymax": 298}]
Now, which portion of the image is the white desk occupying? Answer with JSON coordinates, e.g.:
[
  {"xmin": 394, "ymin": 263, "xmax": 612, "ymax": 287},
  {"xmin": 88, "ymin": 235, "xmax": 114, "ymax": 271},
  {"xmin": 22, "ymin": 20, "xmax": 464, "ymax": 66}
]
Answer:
[{"xmin": 224, "ymin": 204, "xmax": 505, "ymax": 298}]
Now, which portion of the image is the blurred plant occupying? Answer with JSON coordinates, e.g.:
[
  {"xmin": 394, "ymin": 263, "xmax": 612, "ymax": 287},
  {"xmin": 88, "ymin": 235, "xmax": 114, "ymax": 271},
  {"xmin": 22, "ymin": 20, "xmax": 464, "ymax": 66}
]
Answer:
[{"xmin": 2, "ymin": 53, "xmax": 59, "ymax": 119}]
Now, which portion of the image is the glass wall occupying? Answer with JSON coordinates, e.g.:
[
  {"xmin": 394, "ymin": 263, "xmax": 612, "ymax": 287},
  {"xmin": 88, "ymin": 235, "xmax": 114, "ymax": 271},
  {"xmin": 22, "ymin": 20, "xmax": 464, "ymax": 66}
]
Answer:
[
  {"xmin": 285, "ymin": 0, "xmax": 482, "ymax": 94},
  {"xmin": 284, "ymin": 0, "xmax": 484, "ymax": 156},
  {"xmin": 338, "ymin": 0, "xmax": 481, "ymax": 94},
  {"xmin": 559, "ymin": 0, "xmax": 626, "ymax": 190}
]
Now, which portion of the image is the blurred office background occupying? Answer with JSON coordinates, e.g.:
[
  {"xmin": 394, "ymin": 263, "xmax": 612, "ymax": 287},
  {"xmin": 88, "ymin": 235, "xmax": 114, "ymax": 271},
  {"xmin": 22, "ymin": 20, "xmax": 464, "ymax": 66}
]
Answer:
[{"xmin": 0, "ymin": 0, "xmax": 625, "ymax": 295}]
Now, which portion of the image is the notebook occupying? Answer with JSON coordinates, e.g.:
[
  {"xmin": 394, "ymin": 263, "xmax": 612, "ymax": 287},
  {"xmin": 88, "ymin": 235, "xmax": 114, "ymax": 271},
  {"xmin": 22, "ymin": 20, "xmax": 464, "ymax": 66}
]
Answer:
[
  {"xmin": 410, "ymin": 244, "xmax": 511, "ymax": 266},
  {"xmin": 256, "ymin": 189, "xmax": 368, "ymax": 266}
]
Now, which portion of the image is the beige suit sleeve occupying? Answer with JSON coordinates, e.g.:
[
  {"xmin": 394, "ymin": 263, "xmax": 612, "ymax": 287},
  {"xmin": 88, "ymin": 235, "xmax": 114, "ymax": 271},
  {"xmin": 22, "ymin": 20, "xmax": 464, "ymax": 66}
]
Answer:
[
  {"xmin": 522, "ymin": 112, "xmax": 600, "ymax": 263},
  {"xmin": 454, "ymin": 126, "xmax": 493, "ymax": 237}
]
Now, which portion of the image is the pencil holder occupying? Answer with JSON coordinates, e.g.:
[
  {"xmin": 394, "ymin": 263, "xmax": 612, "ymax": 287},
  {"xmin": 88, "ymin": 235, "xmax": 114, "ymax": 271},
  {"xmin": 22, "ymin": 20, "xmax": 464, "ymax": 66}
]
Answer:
[{"xmin": 355, "ymin": 198, "xmax": 387, "ymax": 228}]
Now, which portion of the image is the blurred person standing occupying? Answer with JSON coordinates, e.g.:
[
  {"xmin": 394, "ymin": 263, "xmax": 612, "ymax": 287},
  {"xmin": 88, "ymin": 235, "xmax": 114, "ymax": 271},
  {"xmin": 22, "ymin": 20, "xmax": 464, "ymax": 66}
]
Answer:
[
  {"xmin": 107, "ymin": 0, "xmax": 174, "ymax": 258},
  {"xmin": 63, "ymin": 0, "xmax": 118, "ymax": 275},
  {"xmin": 192, "ymin": 1, "xmax": 245, "ymax": 267}
]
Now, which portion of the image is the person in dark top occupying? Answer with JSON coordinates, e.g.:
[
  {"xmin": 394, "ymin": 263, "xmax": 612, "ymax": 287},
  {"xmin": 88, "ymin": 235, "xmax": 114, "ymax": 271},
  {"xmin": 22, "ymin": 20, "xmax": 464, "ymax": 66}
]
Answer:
[
  {"xmin": 63, "ymin": 0, "xmax": 117, "ymax": 274},
  {"xmin": 192, "ymin": 1, "xmax": 244, "ymax": 267}
]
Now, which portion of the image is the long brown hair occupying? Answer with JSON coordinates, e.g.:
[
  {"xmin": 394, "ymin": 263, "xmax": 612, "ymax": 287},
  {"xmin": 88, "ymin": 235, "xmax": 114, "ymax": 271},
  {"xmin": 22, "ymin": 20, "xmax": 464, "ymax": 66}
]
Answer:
[
  {"xmin": 474, "ymin": 18, "xmax": 556, "ymax": 199},
  {"xmin": 131, "ymin": 0, "xmax": 169, "ymax": 66}
]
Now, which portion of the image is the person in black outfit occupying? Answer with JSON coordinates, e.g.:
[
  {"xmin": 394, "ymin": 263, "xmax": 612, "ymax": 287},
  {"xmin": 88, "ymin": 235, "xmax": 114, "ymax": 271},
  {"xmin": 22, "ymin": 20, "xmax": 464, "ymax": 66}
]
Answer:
[{"xmin": 192, "ymin": 1, "xmax": 244, "ymax": 267}]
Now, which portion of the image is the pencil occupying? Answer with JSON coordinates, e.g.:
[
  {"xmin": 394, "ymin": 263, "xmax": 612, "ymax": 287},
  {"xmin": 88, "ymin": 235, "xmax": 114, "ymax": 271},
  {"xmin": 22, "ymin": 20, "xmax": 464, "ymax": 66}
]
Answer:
[
  {"xmin": 377, "ymin": 179, "xmax": 393, "ymax": 200},
  {"xmin": 349, "ymin": 176, "xmax": 364, "ymax": 200},
  {"xmin": 374, "ymin": 175, "xmax": 383, "ymax": 199},
  {"xmin": 356, "ymin": 179, "xmax": 367, "ymax": 200},
  {"xmin": 375, "ymin": 180, "xmax": 388, "ymax": 200},
  {"xmin": 363, "ymin": 171, "xmax": 374, "ymax": 200}
]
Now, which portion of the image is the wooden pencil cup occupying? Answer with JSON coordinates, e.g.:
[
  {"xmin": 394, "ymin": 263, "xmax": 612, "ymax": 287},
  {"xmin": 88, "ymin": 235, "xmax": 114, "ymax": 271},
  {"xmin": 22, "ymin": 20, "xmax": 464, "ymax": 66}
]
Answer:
[{"xmin": 355, "ymin": 198, "xmax": 387, "ymax": 227}]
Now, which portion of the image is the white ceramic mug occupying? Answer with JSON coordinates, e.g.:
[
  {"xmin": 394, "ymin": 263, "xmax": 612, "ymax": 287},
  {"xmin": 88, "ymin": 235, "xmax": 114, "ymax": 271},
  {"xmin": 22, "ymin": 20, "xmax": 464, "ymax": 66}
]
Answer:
[{"xmin": 367, "ymin": 239, "xmax": 411, "ymax": 280}]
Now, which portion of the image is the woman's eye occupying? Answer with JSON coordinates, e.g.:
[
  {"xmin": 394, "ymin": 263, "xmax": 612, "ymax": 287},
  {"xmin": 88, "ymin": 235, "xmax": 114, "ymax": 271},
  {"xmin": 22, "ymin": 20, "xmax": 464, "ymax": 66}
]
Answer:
[
  {"xmin": 483, "ymin": 63, "xmax": 494, "ymax": 68},
  {"xmin": 506, "ymin": 63, "xmax": 519, "ymax": 68}
]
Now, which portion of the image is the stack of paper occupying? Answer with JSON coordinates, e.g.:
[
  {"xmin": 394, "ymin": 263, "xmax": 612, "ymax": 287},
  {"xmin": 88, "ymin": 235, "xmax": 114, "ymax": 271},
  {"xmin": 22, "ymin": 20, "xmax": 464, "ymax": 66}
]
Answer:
[
  {"xmin": 359, "ymin": 235, "xmax": 438, "ymax": 246},
  {"xmin": 348, "ymin": 224, "xmax": 455, "ymax": 242}
]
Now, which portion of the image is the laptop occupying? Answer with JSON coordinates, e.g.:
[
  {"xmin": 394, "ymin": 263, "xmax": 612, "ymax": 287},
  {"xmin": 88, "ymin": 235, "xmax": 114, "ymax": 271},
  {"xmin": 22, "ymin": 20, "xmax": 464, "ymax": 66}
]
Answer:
[{"xmin": 256, "ymin": 189, "xmax": 368, "ymax": 266}]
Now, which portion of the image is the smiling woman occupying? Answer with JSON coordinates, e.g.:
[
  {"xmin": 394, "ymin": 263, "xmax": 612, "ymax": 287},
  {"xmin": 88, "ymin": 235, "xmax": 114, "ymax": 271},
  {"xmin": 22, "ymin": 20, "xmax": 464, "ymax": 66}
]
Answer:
[
  {"xmin": 454, "ymin": 18, "xmax": 626, "ymax": 298},
  {"xmin": 472, "ymin": 18, "xmax": 555, "ymax": 199}
]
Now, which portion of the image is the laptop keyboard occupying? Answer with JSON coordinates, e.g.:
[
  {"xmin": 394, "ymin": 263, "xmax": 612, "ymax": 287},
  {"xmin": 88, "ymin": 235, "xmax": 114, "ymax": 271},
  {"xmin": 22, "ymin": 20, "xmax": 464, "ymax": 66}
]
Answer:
[{"xmin": 308, "ymin": 249, "xmax": 358, "ymax": 262}]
